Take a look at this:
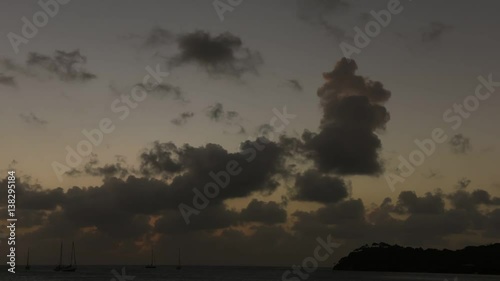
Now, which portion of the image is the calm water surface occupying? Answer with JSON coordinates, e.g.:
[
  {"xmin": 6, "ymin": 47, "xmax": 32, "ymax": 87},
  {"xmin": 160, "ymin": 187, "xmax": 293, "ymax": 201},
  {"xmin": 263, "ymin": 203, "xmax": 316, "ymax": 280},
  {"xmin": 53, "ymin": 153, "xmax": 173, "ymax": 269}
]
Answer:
[{"xmin": 1, "ymin": 266, "xmax": 498, "ymax": 281}]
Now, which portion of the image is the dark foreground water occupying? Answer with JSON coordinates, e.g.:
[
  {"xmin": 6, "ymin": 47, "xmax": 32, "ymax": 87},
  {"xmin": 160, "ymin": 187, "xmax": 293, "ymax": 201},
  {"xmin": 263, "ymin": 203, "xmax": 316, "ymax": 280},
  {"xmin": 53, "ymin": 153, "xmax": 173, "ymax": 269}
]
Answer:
[{"xmin": 0, "ymin": 266, "xmax": 498, "ymax": 281}]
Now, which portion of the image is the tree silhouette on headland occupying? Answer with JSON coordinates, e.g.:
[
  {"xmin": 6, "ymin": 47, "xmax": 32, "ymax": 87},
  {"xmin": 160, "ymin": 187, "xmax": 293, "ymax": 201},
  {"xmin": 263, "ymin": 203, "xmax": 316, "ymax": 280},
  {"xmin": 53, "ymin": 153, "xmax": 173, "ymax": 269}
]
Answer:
[{"xmin": 334, "ymin": 243, "xmax": 500, "ymax": 275}]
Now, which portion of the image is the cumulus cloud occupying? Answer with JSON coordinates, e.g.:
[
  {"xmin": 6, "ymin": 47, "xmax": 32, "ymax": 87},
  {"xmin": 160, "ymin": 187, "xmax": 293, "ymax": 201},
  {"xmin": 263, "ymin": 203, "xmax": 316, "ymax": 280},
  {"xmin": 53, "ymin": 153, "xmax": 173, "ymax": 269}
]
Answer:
[
  {"xmin": 168, "ymin": 30, "xmax": 263, "ymax": 77},
  {"xmin": 303, "ymin": 58, "xmax": 391, "ymax": 175},
  {"xmin": 394, "ymin": 191, "xmax": 445, "ymax": 215},
  {"xmin": 239, "ymin": 199, "xmax": 287, "ymax": 225},
  {"xmin": 3, "ymin": 173, "xmax": 500, "ymax": 265},
  {"xmin": 138, "ymin": 139, "xmax": 285, "ymax": 202},
  {"xmin": 292, "ymin": 169, "xmax": 349, "ymax": 204}
]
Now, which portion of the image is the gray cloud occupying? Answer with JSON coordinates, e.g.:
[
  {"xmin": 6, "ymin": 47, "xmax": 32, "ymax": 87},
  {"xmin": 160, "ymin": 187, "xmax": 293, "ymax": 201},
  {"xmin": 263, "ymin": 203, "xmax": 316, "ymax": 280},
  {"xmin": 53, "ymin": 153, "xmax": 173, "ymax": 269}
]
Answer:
[
  {"xmin": 240, "ymin": 199, "xmax": 287, "ymax": 225},
  {"xmin": 19, "ymin": 112, "xmax": 48, "ymax": 127},
  {"xmin": 292, "ymin": 169, "xmax": 349, "ymax": 204},
  {"xmin": 65, "ymin": 154, "xmax": 129, "ymax": 179},
  {"xmin": 26, "ymin": 50, "xmax": 97, "ymax": 82},
  {"xmin": 206, "ymin": 103, "xmax": 241, "ymax": 124},
  {"xmin": 169, "ymin": 30, "xmax": 263, "ymax": 78},
  {"xmin": 287, "ymin": 79, "xmax": 303, "ymax": 92},
  {"xmin": 3, "ymin": 175, "xmax": 500, "ymax": 265},
  {"xmin": 302, "ymin": 58, "xmax": 392, "ymax": 175},
  {"xmin": 136, "ymin": 82, "xmax": 187, "ymax": 101},
  {"xmin": 449, "ymin": 134, "xmax": 472, "ymax": 154},
  {"xmin": 171, "ymin": 111, "xmax": 195, "ymax": 126}
]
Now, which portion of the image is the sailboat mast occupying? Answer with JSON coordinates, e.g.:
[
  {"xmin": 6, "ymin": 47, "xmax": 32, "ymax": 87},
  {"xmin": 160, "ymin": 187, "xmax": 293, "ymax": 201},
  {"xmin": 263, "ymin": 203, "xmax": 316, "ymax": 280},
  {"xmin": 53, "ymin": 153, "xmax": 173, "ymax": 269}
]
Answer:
[
  {"xmin": 73, "ymin": 242, "xmax": 77, "ymax": 267},
  {"xmin": 59, "ymin": 242, "xmax": 63, "ymax": 266},
  {"xmin": 27, "ymin": 248, "xmax": 30, "ymax": 267},
  {"xmin": 68, "ymin": 242, "xmax": 73, "ymax": 266}
]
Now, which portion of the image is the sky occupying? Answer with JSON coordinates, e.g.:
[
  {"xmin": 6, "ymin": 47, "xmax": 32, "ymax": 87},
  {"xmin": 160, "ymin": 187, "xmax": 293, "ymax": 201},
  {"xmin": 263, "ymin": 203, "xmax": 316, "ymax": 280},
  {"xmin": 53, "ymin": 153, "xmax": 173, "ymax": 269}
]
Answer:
[{"xmin": 0, "ymin": 0, "xmax": 500, "ymax": 266}]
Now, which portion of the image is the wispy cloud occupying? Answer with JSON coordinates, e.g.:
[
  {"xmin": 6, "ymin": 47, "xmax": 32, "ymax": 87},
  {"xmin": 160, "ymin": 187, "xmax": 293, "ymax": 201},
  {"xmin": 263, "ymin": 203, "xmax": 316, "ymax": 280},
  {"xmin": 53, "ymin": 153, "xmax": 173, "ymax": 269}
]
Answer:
[{"xmin": 19, "ymin": 112, "xmax": 48, "ymax": 127}]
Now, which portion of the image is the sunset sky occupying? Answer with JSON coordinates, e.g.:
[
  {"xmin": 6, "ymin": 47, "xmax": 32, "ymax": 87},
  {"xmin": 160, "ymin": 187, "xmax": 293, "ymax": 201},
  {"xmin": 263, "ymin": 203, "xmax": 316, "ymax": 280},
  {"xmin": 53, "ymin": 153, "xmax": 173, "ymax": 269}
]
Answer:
[{"xmin": 1, "ymin": 0, "xmax": 500, "ymax": 266}]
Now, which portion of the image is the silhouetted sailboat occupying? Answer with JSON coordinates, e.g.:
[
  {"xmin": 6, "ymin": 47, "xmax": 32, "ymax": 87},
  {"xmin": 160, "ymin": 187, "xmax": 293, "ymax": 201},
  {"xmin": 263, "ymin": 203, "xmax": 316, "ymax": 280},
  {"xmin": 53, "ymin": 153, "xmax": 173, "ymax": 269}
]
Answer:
[
  {"xmin": 54, "ymin": 242, "xmax": 63, "ymax": 271},
  {"xmin": 61, "ymin": 242, "xmax": 77, "ymax": 272},
  {"xmin": 25, "ymin": 248, "xmax": 30, "ymax": 270},
  {"xmin": 176, "ymin": 248, "xmax": 181, "ymax": 270},
  {"xmin": 145, "ymin": 248, "xmax": 156, "ymax": 268}
]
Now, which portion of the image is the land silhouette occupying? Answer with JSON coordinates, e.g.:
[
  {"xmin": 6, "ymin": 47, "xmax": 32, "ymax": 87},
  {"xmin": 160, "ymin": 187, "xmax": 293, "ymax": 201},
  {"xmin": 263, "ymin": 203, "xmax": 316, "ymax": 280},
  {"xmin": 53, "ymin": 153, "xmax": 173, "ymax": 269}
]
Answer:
[{"xmin": 334, "ymin": 243, "xmax": 500, "ymax": 275}]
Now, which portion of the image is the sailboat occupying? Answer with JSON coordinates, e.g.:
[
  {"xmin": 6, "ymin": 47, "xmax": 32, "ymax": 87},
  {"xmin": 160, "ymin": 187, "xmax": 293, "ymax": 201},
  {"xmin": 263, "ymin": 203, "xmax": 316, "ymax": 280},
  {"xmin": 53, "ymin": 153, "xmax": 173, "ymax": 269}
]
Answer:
[
  {"xmin": 54, "ymin": 242, "xmax": 63, "ymax": 271},
  {"xmin": 25, "ymin": 248, "xmax": 30, "ymax": 270},
  {"xmin": 176, "ymin": 248, "xmax": 181, "ymax": 270},
  {"xmin": 61, "ymin": 242, "xmax": 77, "ymax": 272},
  {"xmin": 145, "ymin": 248, "xmax": 156, "ymax": 268}
]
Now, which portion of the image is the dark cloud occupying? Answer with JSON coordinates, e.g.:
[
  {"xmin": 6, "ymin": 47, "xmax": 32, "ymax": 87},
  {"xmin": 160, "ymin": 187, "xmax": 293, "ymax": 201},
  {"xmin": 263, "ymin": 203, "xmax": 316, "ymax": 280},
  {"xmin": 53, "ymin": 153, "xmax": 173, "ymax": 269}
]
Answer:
[
  {"xmin": 139, "ymin": 141, "xmax": 183, "ymax": 177},
  {"xmin": 421, "ymin": 21, "xmax": 453, "ymax": 43},
  {"xmin": 292, "ymin": 169, "xmax": 349, "ymax": 204},
  {"xmin": 169, "ymin": 30, "xmax": 263, "ymax": 77},
  {"xmin": 0, "ymin": 73, "xmax": 16, "ymax": 87},
  {"xmin": 205, "ymin": 103, "xmax": 242, "ymax": 127},
  {"xmin": 26, "ymin": 50, "xmax": 97, "ymax": 82},
  {"xmin": 136, "ymin": 82, "xmax": 186, "ymax": 101},
  {"xmin": 206, "ymin": 103, "xmax": 226, "ymax": 122},
  {"xmin": 205, "ymin": 103, "xmax": 246, "ymax": 135},
  {"xmin": 456, "ymin": 177, "xmax": 472, "ymax": 189},
  {"xmin": 171, "ymin": 111, "xmax": 195, "ymax": 126},
  {"xmin": 303, "ymin": 58, "xmax": 391, "ymax": 175},
  {"xmin": 240, "ymin": 199, "xmax": 287, "ymax": 225},
  {"xmin": 394, "ymin": 191, "xmax": 445, "ymax": 215},
  {"xmin": 422, "ymin": 168, "xmax": 442, "ymax": 179},
  {"xmin": 155, "ymin": 204, "xmax": 239, "ymax": 234},
  {"xmin": 447, "ymin": 189, "xmax": 500, "ymax": 211},
  {"xmin": 65, "ymin": 154, "xmax": 129, "ymax": 179},
  {"xmin": 3, "ymin": 174, "xmax": 500, "ymax": 265},
  {"xmin": 19, "ymin": 112, "xmax": 48, "ymax": 127},
  {"xmin": 449, "ymin": 134, "xmax": 472, "ymax": 154},
  {"xmin": 316, "ymin": 199, "xmax": 366, "ymax": 225},
  {"xmin": 292, "ymin": 199, "xmax": 367, "ymax": 240},
  {"xmin": 139, "ymin": 139, "xmax": 286, "ymax": 202},
  {"xmin": 257, "ymin": 124, "xmax": 274, "ymax": 137},
  {"xmin": 287, "ymin": 79, "xmax": 303, "ymax": 92}
]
